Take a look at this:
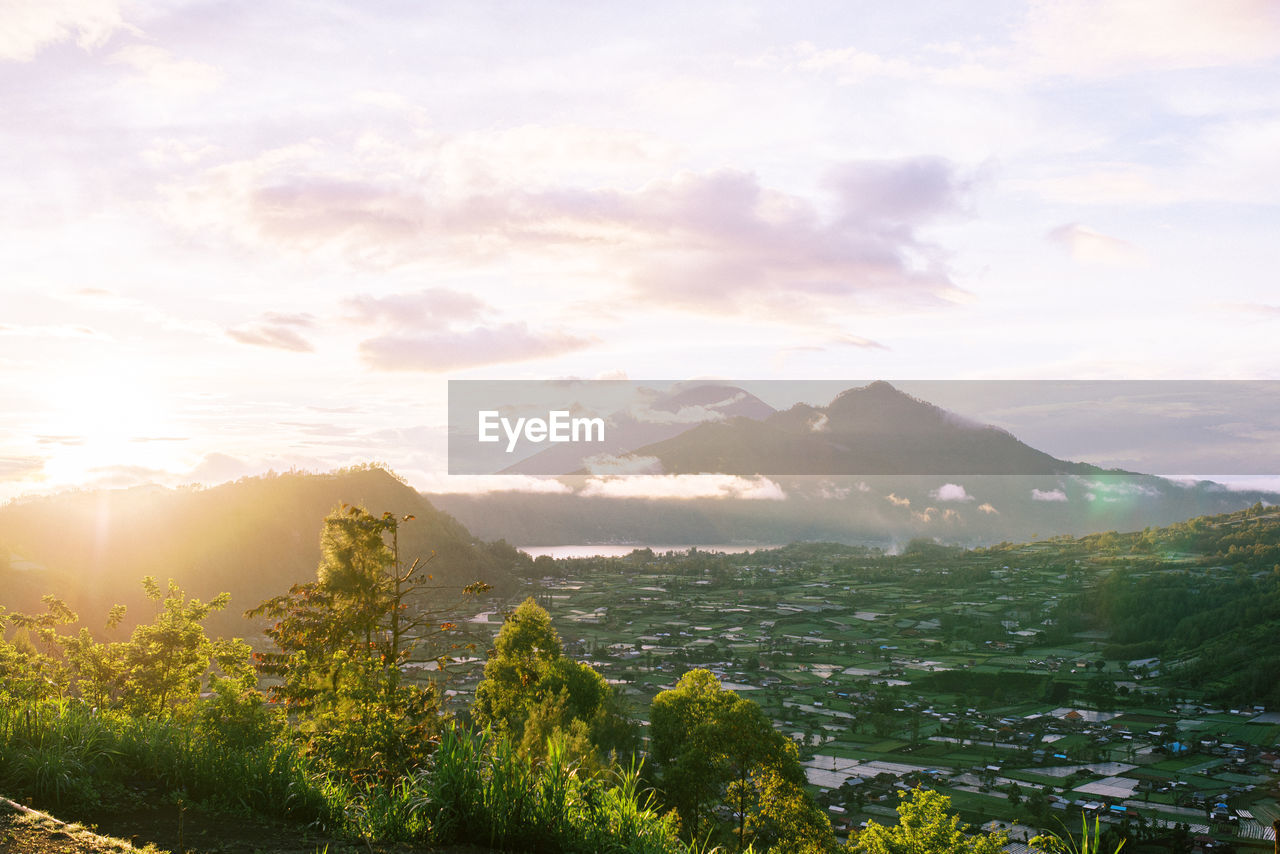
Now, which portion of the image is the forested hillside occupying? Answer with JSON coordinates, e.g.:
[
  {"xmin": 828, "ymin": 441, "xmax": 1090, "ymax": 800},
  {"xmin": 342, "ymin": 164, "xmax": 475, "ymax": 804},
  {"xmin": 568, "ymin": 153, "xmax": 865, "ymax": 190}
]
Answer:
[
  {"xmin": 1005, "ymin": 502, "xmax": 1280, "ymax": 704},
  {"xmin": 0, "ymin": 466, "xmax": 524, "ymax": 637}
]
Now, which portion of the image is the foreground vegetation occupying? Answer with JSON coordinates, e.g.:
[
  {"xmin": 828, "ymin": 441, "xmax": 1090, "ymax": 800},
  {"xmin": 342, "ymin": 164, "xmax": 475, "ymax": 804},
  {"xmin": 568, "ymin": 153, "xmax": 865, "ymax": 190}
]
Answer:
[
  {"xmin": 9, "ymin": 495, "xmax": 1277, "ymax": 851},
  {"xmin": 0, "ymin": 505, "xmax": 861, "ymax": 853}
]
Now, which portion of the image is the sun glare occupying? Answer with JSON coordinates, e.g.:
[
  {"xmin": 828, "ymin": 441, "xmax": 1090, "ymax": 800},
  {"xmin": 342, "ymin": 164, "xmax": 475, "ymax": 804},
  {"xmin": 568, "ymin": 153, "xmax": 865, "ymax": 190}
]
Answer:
[{"xmin": 37, "ymin": 363, "xmax": 185, "ymax": 486}]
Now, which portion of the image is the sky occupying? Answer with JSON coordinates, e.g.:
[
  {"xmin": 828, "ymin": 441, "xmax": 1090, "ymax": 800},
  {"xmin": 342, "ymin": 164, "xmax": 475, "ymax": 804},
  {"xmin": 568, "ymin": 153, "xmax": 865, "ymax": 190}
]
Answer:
[{"xmin": 2, "ymin": 0, "xmax": 1280, "ymax": 501}]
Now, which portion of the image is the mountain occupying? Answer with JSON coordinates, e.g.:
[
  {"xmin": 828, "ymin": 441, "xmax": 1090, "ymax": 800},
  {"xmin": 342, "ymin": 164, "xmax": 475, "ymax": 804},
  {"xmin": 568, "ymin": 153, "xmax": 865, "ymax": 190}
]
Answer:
[
  {"xmin": 502, "ymin": 383, "xmax": 775, "ymax": 474},
  {"xmin": 432, "ymin": 383, "xmax": 1276, "ymax": 546},
  {"xmin": 612, "ymin": 381, "xmax": 1104, "ymax": 475},
  {"xmin": 0, "ymin": 467, "xmax": 523, "ymax": 638}
]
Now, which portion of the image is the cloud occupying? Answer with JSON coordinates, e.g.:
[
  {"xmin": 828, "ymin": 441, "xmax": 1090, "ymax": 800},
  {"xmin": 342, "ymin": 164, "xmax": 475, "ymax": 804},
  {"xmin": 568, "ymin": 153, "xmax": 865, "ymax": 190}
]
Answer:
[
  {"xmin": 108, "ymin": 44, "xmax": 223, "ymax": 94},
  {"xmin": 261, "ymin": 311, "xmax": 315, "ymax": 327},
  {"xmin": 1047, "ymin": 223, "xmax": 1145, "ymax": 267},
  {"xmin": 0, "ymin": 455, "xmax": 45, "ymax": 480},
  {"xmin": 1022, "ymin": 0, "xmax": 1280, "ymax": 75},
  {"xmin": 358, "ymin": 323, "xmax": 593, "ymax": 372},
  {"xmin": 36, "ymin": 435, "xmax": 85, "ymax": 446},
  {"xmin": 413, "ymin": 473, "xmax": 576, "ymax": 496},
  {"xmin": 0, "ymin": 323, "xmax": 110, "ymax": 340},
  {"xmin": 166, "ymin": 143, "xmax": 969, "ymax": 322},
  {"xmin": 627, "ymin": 402, "xmax": 729, "ymax": 426},
  {"xmin": 816, "ymin": 481, "xmax": 852, "ymax": 499},
  {"xmin": 1031, "ymin": 487, "xmax": 1068, "ymax": 502},
  {"xmin": 226, "ymin": 319, "xmax": 315, "ymax": 353},
  {"xmin": 621, "ymin": 162, "xmax": 967, "ymax": 317},
  {"xmin": 0, "ymin": 0, "xmax": 125, "ymax": 62},
  {"xmin": 748, "ymin": 41, "xmax": 927, "ymax": 83},
  {"xmin": 1220, "ymin": 302, "xmax": 1280, "ymax": 318},
  {"xmin": 931, "ymin": 483, "xmax": 974, "ymax": 502},
  {"xmin": 580, "ymin": 454, "xmax": 663, "ymax": 475},
  {"xmin": 886, "ymin": 493, "xmax": 911, "ymax": 507},
  {"xmin": 188, "ymin": 452, "xmax": 253, "ymax": 484},
  {"xmin": 580, "ymin": 474, "xmax": 786, "ymax": 501},
  {"xmin": 344, "ymin": 288, "xmax": 487, "ymax": 329},
  {"xmin": 977, "ymin": 502, "xmax": 999, "ymax": 515},
  {"xmin": 913, "ymin": 506, "xmax": 939, "ymax": 522}
]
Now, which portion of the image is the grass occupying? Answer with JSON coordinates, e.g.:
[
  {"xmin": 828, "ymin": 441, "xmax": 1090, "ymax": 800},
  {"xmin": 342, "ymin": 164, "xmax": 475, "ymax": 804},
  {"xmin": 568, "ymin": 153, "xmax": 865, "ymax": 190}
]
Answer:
[
  {"xmin": 0, "ymin": 698, "xmax": 336, "ymax": 828},
  {"xmin": 0, "ymin": 699, "xmax": 700, "ymax": 853},
  {"xmin": 403, "ymin": 724, "xmax": 686, "ymax": 853}
]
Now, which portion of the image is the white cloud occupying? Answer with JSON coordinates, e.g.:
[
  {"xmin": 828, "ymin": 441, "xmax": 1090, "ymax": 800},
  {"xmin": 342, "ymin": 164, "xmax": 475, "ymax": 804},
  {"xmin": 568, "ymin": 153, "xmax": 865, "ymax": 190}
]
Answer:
[
  {"xmin": 1023, "ymin": 0, "xmax": 1280, "ymax": 76},
  {"xmin": 163, "ymin": 143, "xmax": 970, "ymax": 322},
  {"xmin": 0, "ymin": 0, "xmax": 125, "ymax": 62},
  {"xmin": 358, "ymin": 323, "xmax": 594, "ymax": 372},
  {"xmin": 886, "ymin": 493, "xmax": 911, "ymax": 507},
  {"xmin": 0, "ymin": 323, "xmax": 111, "ymax": 340},
  {"xmin": 580, "ymin": 454, "xmax": 663, "ymax": 475},
  {"xmin": 227, "ymin": 313, "xmax": 317, "ymax": 353},
  {"xmin": 108, "ymin": 44, "xmax": 223, "ymax": 94},
  {"xmin": 0, "ymin": 454, "xmax": 45, "ymax": 480},
  {"xmin": 344, "ymin": 288, "xmax": 487, "ymax": 329},
  {"xmin": 931, "ymin": 482, "xmax": 974, "ymax": 502},
  {"xmin": 580, "ymin": 474, "xmax": 786, "ymax": 501},
  {"xmin": 977, "ymin": 502, "xmax": 999, "ymax": 514},
  {"xmin": 1031, "ymin": 487, "xmax": 1068, "ymax": 502},
  {"xmin": 226, "ymin": 324, "xmax": 314, "ymax": 353},
  {"xmin": 1047, "ymin": 223, "xmax": 1146, "ymax": 267},
  {"xmin": 415, "ymin": 474, "xmax": 574, "ymax": 495}
]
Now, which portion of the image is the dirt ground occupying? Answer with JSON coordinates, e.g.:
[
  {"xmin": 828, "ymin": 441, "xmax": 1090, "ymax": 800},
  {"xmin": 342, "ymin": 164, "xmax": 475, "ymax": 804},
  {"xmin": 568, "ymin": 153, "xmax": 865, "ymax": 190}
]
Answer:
[{"xmin": 1, "ymin": 799, "xmax": 497, "ymax": 854}]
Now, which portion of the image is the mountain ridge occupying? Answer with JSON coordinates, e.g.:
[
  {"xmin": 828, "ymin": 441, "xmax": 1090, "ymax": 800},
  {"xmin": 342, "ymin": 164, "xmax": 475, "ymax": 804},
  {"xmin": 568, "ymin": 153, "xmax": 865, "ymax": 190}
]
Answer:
[
  {"xmin": 0, "ymin": 466, "xmax": 522, "ymax": 637},
  {"xmin": 600, "ymin": 381, "xmax": 1111, "ymax": 476}
]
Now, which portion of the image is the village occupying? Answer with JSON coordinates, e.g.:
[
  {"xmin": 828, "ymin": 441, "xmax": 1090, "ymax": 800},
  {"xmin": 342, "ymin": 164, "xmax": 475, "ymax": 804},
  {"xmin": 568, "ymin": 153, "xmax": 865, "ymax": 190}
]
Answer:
[{"xmin": 442, "ymin": 540, "xmax": 1280, "ymax": 852}]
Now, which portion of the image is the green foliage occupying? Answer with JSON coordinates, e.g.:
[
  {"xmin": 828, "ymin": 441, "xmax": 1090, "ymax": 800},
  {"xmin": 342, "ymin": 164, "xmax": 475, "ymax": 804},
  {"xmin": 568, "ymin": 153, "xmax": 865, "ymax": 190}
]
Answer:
[
  {"xmin": 4, "ymin": 579, "xmax": 237, "ymax": 716},
  {"xmin": 122, "ymin": 578, "xmax": 233, "ymax": 715},
  {"xmin": 474, "ymin": 597, "xmax": 637, "ymax": 768},
  {"xmin": 649, "ymin": 669, "xmax": 831, "ymax": 849},
  {"xmin": 0, "ymin": 697, "xmax": 333, "ymax": 824},
  {"xmin": 1030, "ymin": 814, "xmax": 1127, "ymax": 854},
  {"xmin": 741, "ymin": 765, "xmax": 837, "ymax": 854},
  {"xmin": 851, "ymin": 787, "xmax": 1007, "ymax": 854},
  {"xmin": 247, "ymin": 505, "xmax": 490, "ymax": 786},
  {"xmin": 407, "ymin": 723, "xmax": 685, "ymax": 853}
]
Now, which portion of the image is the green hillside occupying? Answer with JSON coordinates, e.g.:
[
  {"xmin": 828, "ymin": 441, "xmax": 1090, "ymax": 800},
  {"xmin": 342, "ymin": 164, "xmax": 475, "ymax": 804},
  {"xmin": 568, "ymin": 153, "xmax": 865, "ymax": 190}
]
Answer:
[{"xmin": 0, "ymin": 466, "xmax": 524, "ymax": 637}]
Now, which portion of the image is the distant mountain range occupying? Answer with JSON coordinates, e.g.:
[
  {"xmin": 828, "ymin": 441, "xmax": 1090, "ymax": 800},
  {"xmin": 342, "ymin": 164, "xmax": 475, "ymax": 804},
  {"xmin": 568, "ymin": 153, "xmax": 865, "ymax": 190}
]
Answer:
[
  {"xmin": 503, "ymin": 383, "xmax": 776, "ymax": 474},
  {"xmin": 3, "ymin": 382, "xmax": 1276, "ymax": 611},
  {"xmin": 436, "ymin": 381, "xmax": 1279, "ymax": 546},
  {"xmin": 500, "ymin": 381, "xmax": 1114, "ymax": 476},
  {"xmin": 611, "ymin": 381, "xmax": 1106, "ymax": 476}
]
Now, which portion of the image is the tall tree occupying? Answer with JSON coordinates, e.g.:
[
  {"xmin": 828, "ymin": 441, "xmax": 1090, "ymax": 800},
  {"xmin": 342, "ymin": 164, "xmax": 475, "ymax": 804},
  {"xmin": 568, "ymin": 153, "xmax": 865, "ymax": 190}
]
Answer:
[
  {"xmin": 473, "ymin": 597, "xmax": 635, "ymax": 767},
  {"xmin": 851, "ymin": 788, "xmax": 1006, "ymax": 854},
  {"xmin": 649, "ymin": 668, "xmax": 827, "ymax": 847},
  {"xmin": 247, "ymin": 505, "xmax": 490, "ymax": 785}
]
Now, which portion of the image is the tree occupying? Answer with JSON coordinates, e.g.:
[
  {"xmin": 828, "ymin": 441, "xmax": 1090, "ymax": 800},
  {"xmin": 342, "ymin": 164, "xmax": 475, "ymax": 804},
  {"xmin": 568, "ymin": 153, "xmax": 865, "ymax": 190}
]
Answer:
[
  {"xmin": 122, "ymin": 577, "xmax": 235, "ymax": 715},
  {"xmin": 247, "ymin": 505, "xmax": 490, "ymax": 785},
  {"xmin": 649, "ymin": 668, "xmax": 825, "ymax": 846},
  {"xmin": 851, "ymin": 788, "xmax": 1007, "ymax": 854},
  {"xmin": 9, "ymin": 581, "xmax": 237, "ymax": 716},
  {"xmin": 473, "ymin": 598, "xmax": 635, "ymax": 768},
  {"xmin": 742, "ymin": 764, "xmax": 838, "ymax": 854}
]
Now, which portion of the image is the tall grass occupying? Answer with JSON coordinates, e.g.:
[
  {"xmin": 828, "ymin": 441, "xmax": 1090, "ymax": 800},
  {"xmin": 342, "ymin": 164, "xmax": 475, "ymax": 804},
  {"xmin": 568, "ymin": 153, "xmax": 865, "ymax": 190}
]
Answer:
[
  {"xmin": 0, "ymin": 697, "xmax": 336, "ymax": 827},
  {"xmin": 0, "ymin": 700, "xmax": 701, "ymax": 852},
  {"xmin": 402, "ymin": 723, "xmax": 687, "ymax": 853}
]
